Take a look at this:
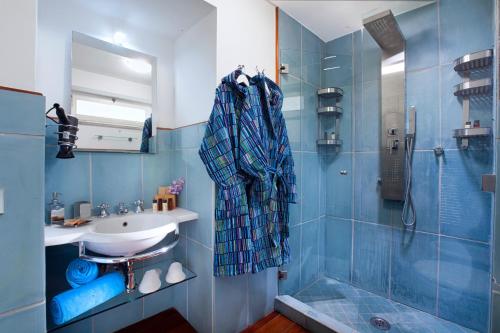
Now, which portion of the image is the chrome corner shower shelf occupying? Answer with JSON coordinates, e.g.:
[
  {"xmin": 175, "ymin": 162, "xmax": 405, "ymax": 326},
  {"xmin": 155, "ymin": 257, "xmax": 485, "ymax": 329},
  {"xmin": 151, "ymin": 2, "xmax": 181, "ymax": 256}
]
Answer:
[
  {"xmin": 453, "ymin": 127, "xmax": 492, "ymax": 138},
  {"xmin": 453, "ymin": 49, "xmax": 493, "ymax": 72},
  {"xmin": 317, "ymin": 87, "xmax": 344, "ymax": 98},
  {"xmin": 317, "ymin": 87, "xmax": 344, "ymax": 149},
  {"xmin": 454, "ymin": 78, "xmax": 492, "ymax": 97},
  {"xmin": 451, "ymin": 49, "xmax": 493, "ymax": 149},
  {"xmin": 317, "ymin": 106, "xmax": 343, "ymax": 115},
  {"xmin": 317, "ymin": 139, "xmax": 343, "ymax": 146}
]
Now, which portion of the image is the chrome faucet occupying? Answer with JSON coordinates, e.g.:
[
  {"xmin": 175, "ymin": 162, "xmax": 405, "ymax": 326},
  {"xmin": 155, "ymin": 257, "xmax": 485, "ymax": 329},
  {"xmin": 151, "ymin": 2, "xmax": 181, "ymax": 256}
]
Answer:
[
  {"xmin": 117, "ymin": 202, "xmax": 129, "ymax": 215},
  {"xmin": 133, "ymin": 200, "xmax": 144, "ymax": 214},
  {"xmin": 96, "ymin": 203, "xmax": 110, "ymax": 218}
]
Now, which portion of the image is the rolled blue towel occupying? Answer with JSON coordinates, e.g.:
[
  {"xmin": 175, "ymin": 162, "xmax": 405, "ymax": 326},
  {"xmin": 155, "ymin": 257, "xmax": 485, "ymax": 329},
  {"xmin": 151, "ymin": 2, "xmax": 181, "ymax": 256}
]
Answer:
[
  {"xmin": 50, "ymin": 271, "xmax": 125, "ymax": 325},
  {"xmin": 66, "ymin": 259, "xmax": 99, "ymax": 288}
]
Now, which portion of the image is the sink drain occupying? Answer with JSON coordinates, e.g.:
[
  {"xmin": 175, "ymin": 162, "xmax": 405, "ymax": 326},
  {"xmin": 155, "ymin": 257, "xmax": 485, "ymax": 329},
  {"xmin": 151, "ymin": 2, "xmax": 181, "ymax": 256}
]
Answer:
[{"xmin": 370, "ymin": 317, "xmax": 391, "ymax": 331}]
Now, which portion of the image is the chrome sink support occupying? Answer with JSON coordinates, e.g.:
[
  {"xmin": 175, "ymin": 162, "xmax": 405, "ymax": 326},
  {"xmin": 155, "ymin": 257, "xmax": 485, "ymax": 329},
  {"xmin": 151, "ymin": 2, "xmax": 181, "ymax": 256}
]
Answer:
[
  {"xmin": 78, "ymin": 228, "xmax": 180, "ymax": 292},
  {"xmin": 126, "ymin": 262, "xmax": 135, "ymax": 292}
]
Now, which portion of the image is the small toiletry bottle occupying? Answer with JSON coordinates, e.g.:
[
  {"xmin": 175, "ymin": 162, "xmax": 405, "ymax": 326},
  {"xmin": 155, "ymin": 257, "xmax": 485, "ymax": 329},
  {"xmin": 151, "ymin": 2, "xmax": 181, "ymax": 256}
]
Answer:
[
  {"xmin": 152, "ymin": 199, "xmax": 158, "ymax": 213},
  {"xmin": 473, "ymin": 120, "xmax": 480, "ymax": 128},
  {"xmin": 48, "ymin": 192, "xmax": 65, "ymax": 225},
  {"xmin": 157, "ymin": 197, "xmax": 163, "ymax": 211},
  {"xmin": 465, "ymin": 121, "xmax": 472, "ymax": 129},
  {"xmin": 161, "ymin": 199, "xmax": 168, "ymax": 212}
]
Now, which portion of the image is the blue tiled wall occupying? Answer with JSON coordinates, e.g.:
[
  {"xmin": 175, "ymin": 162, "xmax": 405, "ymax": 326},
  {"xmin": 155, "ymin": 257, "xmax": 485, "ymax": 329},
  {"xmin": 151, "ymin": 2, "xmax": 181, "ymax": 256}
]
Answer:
[
  {"xmin": 278, "ymin": 10, "xmax": 327, "ymax": 296},
  {"xmin": 317, "ymin": 1, "xmax": 494, "ymax": 332},
  {"xmin": 0, "ymin": 90, "xmax": 46, "ymax": 332},
  {"xmin": 46, "ymin": 122, "xmax": 278, "ymax": 333},
  {"xmin": 45, "ymin": 127, "xmax": 187, "ymax": 333}
]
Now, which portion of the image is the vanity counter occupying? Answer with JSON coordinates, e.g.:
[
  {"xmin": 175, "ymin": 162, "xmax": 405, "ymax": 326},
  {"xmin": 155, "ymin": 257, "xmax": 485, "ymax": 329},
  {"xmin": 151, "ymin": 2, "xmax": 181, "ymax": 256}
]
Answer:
[{"xmin": 44, "ymin": 208, "xmax": 198, "ymax": 247}]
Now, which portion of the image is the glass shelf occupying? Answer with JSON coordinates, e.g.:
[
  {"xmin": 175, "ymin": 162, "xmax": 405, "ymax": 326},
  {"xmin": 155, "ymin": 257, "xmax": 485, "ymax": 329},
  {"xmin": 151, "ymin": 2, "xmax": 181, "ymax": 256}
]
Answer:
[{"xmin": 46, "ymin": 257, "xmax": 196, "ymax": 332}]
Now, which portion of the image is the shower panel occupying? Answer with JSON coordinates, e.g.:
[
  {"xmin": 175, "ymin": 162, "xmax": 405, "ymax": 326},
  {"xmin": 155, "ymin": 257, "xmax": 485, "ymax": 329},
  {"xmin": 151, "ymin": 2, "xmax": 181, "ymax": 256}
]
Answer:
[{"xmin": 363, "ymin": 10, "xmax": 407, "ymax": 201}]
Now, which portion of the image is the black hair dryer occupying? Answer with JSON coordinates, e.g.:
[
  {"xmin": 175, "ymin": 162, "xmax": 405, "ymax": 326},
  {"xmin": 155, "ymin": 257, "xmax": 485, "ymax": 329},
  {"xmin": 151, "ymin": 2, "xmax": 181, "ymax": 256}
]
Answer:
[{"xmin": 46, "ymin": 103, "xmax": 79, "ymax": 159}]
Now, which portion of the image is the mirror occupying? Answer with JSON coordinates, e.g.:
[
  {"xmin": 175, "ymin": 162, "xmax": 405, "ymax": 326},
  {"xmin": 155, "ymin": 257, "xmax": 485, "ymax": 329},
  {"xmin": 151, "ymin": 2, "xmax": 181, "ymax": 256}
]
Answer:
[{"xmin": 71, "ymin": 32, "xmax": 157, "ymax": 153}]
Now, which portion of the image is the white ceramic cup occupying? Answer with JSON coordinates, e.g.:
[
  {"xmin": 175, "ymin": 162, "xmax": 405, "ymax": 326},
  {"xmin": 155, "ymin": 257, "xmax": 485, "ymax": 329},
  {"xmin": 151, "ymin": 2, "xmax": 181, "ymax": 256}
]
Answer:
[
  {"xmin": 166, "ymin": 262, "xmax": 186, "ymax": 284},
  {"xmin": 138, "ymin": 268, "xmax": 161, "ymax": 294}
]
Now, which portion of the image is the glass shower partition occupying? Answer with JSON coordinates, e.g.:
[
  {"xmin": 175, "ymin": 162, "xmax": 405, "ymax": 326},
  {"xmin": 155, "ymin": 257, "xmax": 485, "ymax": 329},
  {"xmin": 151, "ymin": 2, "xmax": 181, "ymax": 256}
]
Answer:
[{"xmin": 277, "ymin": 1, "xmax": 495, "ymax": 332}]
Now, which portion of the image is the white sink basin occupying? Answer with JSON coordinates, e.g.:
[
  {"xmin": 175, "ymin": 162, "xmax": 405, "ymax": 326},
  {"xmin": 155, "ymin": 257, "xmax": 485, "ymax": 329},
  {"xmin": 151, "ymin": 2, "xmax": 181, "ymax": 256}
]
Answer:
[
  {"xmin": 45, "ymin": 208, "xmax": 199, "ymax": 256},
  {"xmin": 83, "ymin": 213, "xmax": 178, "ymax": 256}
]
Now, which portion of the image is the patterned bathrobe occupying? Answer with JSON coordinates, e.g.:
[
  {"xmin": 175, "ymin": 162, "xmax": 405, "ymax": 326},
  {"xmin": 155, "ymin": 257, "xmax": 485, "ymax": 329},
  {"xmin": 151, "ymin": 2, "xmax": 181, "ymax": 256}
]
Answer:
[{"xmin": 199, "ymin": 70, "xmax": 296, "ymax": 277}]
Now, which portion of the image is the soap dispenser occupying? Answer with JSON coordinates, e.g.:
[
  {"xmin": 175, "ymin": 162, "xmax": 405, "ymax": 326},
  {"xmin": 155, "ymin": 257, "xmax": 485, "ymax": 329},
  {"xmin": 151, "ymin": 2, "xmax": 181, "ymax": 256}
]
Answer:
[{"xmin": 47, "ymin": 192, "xmax": 65, "ymax": 225}]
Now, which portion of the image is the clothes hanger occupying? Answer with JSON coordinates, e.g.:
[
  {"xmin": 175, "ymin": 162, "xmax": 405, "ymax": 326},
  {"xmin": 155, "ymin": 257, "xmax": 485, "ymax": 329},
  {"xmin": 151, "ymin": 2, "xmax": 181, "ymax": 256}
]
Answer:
[
  {"xmin": 236, "ymin": 64, "xmax": 250, "ymax": 87},
  {"xmin": 256, "ymin": 66, "xmax": 271, "ymax": 95}
]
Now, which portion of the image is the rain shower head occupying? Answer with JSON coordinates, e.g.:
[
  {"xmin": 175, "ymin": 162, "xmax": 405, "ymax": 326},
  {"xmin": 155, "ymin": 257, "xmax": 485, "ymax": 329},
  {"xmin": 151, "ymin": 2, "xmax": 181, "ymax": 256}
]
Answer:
[{"xmin": 363, "ymin": 10, "xmax": 405, "ymax": 56}]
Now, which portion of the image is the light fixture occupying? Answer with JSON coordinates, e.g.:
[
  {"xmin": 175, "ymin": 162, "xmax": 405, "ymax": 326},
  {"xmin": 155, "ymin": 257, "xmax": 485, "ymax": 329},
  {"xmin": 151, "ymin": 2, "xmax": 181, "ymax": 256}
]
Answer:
[
  {"xmin": 113, "ymin": 31, "xmax": 127, "ymax": 46},
  {"xmin": 123, "ymin": 58, "xmax": 152, "ymax": 74}
]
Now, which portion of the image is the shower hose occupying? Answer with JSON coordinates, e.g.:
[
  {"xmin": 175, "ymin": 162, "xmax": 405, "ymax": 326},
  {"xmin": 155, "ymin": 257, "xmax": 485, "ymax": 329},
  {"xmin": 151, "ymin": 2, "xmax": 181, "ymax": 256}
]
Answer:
[{"xmin": 401, "ymin": 134, "xmax": 416, "ymax": 227}]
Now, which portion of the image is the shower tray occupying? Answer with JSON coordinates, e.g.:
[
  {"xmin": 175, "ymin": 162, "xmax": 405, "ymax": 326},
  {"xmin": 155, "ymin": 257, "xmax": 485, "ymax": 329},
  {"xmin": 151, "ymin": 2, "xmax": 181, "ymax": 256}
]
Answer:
[{"xmin": 278, "ymin": 277, "xmax": 478, "ymax": 333}]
